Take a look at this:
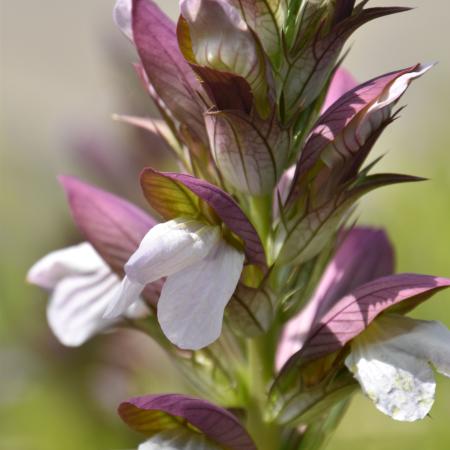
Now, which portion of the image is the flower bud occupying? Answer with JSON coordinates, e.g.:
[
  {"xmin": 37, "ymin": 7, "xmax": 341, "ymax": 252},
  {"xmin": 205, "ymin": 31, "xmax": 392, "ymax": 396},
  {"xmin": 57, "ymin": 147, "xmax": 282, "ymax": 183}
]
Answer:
[
  {"xmin": 205, "ymin": 110, "xmax": 290, "ymax": 195},
  {"xmin": 180, "ymin": 0, "xmax": 270, "ymax": 117}
]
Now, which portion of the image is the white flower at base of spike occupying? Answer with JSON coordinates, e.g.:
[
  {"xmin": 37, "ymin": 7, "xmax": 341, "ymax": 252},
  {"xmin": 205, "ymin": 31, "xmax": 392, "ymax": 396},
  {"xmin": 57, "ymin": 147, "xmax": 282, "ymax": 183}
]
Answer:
[
  {"xmin": 27, "ymin": 242, "xmax": 148, "ymax": 347},
  {"xmin": 105, "ymin": 218, "xmax": 245, "ymax": 350},
  {"xmin": 345, "ymin": 314, "xmax": 450, "ymax": 421},
  {"xmin": 138, "ymin": 429, "xmax": 221, "ymax": 450}
]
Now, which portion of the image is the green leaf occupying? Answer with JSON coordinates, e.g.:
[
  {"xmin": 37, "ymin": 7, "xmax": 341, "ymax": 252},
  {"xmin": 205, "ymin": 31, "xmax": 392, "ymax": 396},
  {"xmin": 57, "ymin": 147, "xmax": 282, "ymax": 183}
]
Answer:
[
  {"xmin": 226, "ymin": 284, "xmax": 275, "ymax": 337},
  {"xmin": 274, "ymin": 196, "xmax": 355, "ymax": 265},
  {"xmin": 274, "ymin": 369, "xmax": 357, "ymax": 426},
  {"xmin": 234, "ymin": 0, "xmax": 287, "ymax": 67},
  {"xmin": 295, "ymin": 398, "xmax": 352, "ymax": 450},
  {"xmin": 141, "ymin": 169, "xmax": 201, "ymax": 220},
  {"xmin": 351, "ymin": 172, "xmax": 426, "ymax": 195}
]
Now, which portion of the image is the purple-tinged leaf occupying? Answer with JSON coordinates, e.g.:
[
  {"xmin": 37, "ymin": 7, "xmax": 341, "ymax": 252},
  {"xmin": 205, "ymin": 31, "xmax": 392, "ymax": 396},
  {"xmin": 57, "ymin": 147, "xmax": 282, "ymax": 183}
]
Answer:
[
  {"xmin": 306, "ymin": 227, "xmax": 395, "ymax": 315},
  {"xmin": 119, "ymin": 394, "xmax": 257, "ymax": 450},
  {"xmin": 140, "ymin": 169, "xmax": 265, "ymax": 265},
  {"xmin": 296, "ymin": 64, "xmax": 430, "ymax": 182},
  {"xmin": 179, "ymin": 0, "xmax": 270, "ymax": 117},
  {"xmin": 132, "ymin": 0, "xmax": 206, "ymax": 142},
  {"xmin": 351, "ymin": 173, "xmax": 426, "ymax": 195},
  {"xmin": 59, "ymin": 176, "xmax": 155, "ymax": 277},
  {"xmin": 289, "ymin": 274, "xmax": 450, "ymax": 365},
  {"xmin": 205, "ymin": 110, "xmax": 290, "ymax": 195},
  {"xmin": 281, "ymin": 6, "xmax": 409, "ymax": 120},
  {"xmin": 276, "ymin": 227, "xmax": 394, "ymax": 369}
]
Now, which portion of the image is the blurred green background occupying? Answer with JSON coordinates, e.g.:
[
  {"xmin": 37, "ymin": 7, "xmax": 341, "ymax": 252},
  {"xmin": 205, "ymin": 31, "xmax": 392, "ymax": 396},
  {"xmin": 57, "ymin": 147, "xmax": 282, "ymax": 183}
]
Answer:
[{"xmin": 1, "ymin": 1, "xmax": 449, "ymax": 449}]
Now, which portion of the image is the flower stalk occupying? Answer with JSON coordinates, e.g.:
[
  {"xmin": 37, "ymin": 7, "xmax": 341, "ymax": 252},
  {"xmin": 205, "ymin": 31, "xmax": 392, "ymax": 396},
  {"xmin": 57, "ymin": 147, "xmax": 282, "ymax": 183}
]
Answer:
[{"xmin": 246, "ymin": 337, "xmax": 281, "ymax": 450}]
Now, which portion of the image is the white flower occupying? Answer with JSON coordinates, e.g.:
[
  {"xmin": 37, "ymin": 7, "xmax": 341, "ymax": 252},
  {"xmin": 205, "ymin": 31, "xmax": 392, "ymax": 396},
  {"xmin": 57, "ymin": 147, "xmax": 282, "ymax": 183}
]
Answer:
[
  {"xmin": 27, "ymin": 242, "xmax": 147, "ymax": 346},
  {"xmin": 345, "ymin": 314, "xmax": 450, "ymax": 421},
  {"xmin": 138, "ymin": 429, "xmax": 221, "ymax": 450},
  {"xmin": 105, "ymin": 218, "xmax": 245, "ymax": 350}
]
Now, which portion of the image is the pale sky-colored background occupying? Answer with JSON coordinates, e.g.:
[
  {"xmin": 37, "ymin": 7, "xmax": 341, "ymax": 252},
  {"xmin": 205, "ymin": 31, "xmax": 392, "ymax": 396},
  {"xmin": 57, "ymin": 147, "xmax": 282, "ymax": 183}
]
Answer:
[{"xmin": 1, "ymin": 1, "xmax": 450, "ymax": 449}]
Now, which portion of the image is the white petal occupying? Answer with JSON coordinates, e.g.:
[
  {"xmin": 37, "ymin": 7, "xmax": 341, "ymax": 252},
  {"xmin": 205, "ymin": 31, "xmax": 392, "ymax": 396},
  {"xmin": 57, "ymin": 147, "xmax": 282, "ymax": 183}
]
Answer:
[
  {"xmin": 124, "ymin": 296, "xmax": 150, "ymax": 319},
  {"xmin": 125, "ymin": 219, "xmax": 221, "ymax": 285},
  {"xmin": 157, "ymin": 239, "xmax": 244, "ymax": 350},
  {"xmin": 113, "ymin": 0, "xmax": 133, "ymax": 40},
  {"xmin": 373, "ymin": 315, "xmax": 450, "ymax": 378},
  {"xmin": 103, "ymin": 276, "xmax": 145, "ymax": 319},
  {"xmin": 139, "ymin": 429, "xmax": 221, "ymax": 450},
  {"xmin": 345, "ymin": 315, "xmax": 440, "ymax": 421},
  {"xmin": 47, "ymin": 268, "xmax": 122, "ymax": 346},
  {"xmin": 48, "ymin": 268, "xmax": 149, "ymax": 346},
  {"xmin": 27, "ymin": 242, "xmax": 104, "ymax": 290}
]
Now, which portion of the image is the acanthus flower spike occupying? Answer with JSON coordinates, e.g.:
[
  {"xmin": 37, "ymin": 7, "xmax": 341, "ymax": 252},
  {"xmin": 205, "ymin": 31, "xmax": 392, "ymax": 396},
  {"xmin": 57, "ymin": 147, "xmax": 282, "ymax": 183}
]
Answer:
[{"xmin": 27, "ymin": 0, "xmax": 450, "ymax": 447}]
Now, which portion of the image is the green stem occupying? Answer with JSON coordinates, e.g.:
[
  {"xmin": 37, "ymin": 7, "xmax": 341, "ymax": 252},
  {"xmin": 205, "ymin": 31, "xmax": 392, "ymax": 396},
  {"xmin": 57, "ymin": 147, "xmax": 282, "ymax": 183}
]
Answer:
[
  {"xmin": 246, "ymin": 335, "xmax": 281, "ymax": 450},
  {"xmin": 297, "ymin": 399, "xmax": 352, "ymax": 450},
  {"xmin": 248, "ymin": 194, "xmax": 272, "ymax": 247}
]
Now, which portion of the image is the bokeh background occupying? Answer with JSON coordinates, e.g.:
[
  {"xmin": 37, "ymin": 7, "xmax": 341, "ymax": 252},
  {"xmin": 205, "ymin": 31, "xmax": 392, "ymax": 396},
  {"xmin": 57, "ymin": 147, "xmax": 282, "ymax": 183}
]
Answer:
[{"xmin": 1, "ymin": 1, "xmax": 449, "ymax": 449}]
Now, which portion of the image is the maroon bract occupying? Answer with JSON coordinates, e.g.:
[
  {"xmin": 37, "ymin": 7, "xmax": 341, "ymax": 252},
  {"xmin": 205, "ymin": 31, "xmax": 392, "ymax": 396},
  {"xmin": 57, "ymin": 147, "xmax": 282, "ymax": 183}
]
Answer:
[
  {"xmin": 132, "ymin": 0, "xmax": 207, "ymax": 143},
  {"xmin": 59, "ymin": 175, "xmax": 156, "ymax": 276},
  {"xmin": 140, "ymin": 169, "xmax": 266, "ymax": 266},
  {"xmin": 119, "ymin": 394, "xmax": 257, "ymax": 450}
]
